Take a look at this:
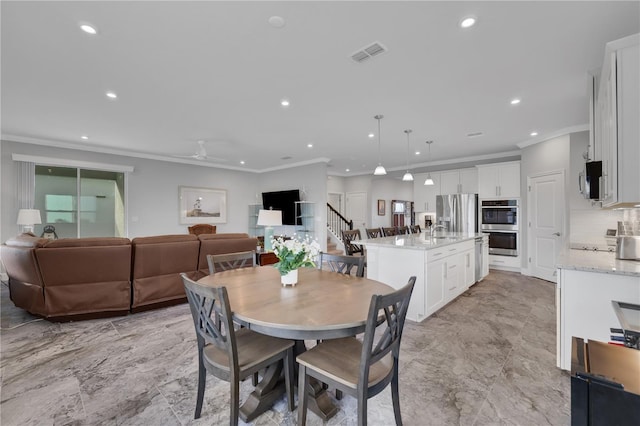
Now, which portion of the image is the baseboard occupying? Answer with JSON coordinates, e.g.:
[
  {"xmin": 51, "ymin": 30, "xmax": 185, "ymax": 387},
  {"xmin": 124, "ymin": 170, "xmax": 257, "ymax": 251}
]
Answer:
[{"xmin": 489, "ymin": 265, "xmax": 521, "ymax": 273}]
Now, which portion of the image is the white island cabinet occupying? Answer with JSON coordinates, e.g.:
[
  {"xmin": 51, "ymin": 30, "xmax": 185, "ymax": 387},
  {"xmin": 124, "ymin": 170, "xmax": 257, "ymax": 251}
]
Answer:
[
  {"xmin": 360, "ymin": 233, "xmax": 480, "ymax": 322},
  {"xmin": 556, "ymin": 250, "xmax": 640, "ymax": 371}
]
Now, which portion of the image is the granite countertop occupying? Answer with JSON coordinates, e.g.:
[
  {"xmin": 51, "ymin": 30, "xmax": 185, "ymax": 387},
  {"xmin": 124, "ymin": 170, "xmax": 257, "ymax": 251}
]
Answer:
[
  {"xmin": 353, "ymin": 232, "xmax": 486, "ymax": 251},
  {"xmin": 556, "ymin": 249, "xmax": 640, "ymax": 277}
]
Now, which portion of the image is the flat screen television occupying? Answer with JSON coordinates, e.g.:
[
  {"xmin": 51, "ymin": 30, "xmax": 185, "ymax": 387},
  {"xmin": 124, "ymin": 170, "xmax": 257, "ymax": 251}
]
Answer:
[{"xmin": 261, "ymin": 189, "xmax": 301, "ymax": 225}]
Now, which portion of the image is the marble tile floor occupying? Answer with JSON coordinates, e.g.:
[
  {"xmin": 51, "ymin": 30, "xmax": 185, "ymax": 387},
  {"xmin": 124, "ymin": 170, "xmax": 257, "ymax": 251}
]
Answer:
[{"xmin": 0, "ymin": 270, "xmax": 570, "ymax": 425}]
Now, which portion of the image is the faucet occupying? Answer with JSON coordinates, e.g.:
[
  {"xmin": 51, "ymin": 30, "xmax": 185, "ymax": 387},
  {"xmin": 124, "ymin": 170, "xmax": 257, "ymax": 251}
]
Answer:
[{"xmin": 430, "ymin": 224, "xmax": 446, "ymax": 238}]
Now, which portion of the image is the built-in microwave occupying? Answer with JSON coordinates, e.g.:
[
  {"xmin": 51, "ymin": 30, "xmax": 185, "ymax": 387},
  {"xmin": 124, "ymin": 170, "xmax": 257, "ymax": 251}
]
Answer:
[
  {"xmin": 480, "ymin": 200, "xmax": 518, "ymax": 231},
  {"xmin": 578, "ymin": 160, "xmax": 602, "ymax": 200}
]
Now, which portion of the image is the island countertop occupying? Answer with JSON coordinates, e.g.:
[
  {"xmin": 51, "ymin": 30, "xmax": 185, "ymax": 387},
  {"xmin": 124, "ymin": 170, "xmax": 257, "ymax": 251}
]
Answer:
[
  {"xmin": 556, "ymin": 249, "xmax": 640, "ymax": 277},
  {"xmin": 353, "ymin": 232, "xmax": 486, "ymax": 251}
]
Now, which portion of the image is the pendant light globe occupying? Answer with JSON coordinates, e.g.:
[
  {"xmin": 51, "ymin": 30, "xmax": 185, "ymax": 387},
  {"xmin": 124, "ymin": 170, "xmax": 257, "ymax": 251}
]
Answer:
[
  {"xmin": 372, "ymin": 115, "xmax": 386, "ymax": 175},
  {"xmin": 424, "ymin": 140, "xmax": 435, "ymax": 186},
  {"xmin": 402, "ymin": 129, "xmax": 414, "ymax": 181}
]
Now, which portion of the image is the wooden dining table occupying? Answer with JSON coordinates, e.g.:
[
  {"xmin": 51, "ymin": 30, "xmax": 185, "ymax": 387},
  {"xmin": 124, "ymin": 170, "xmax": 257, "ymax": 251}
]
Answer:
[{"xmin": 197, "ymin": 265, "xmax": 394, "ymax": 421}]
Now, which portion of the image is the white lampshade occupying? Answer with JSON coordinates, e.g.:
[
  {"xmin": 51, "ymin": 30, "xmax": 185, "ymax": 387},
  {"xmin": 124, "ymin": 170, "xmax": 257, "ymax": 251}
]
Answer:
[
  {"xmin": 256, "ymin": 209, "xmax": 282, "ymax": 227},
  {"xmin": 402, "ymin": 172, "xmax": 414, "ymax": 181},
  {"xmin": 17, "ymin": 209, "xmax": 42, "ymax": 233},
  {"xmin": 373, "ymin": 165, "xmax": 387, "ymax": 176},
  {"xmin": 17, "ymin": 209, "xmax": 42, "ymax": 226}
]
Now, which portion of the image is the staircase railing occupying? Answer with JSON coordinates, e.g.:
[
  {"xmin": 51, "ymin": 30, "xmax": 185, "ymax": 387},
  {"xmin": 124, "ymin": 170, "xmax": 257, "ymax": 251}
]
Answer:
[{"xmin": 327, "ymin": 203, "xmax": 353, "ymax": 240}]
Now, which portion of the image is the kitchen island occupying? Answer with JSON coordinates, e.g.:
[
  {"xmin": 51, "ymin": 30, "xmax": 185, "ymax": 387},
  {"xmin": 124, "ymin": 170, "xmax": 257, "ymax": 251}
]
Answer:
[
  {"xmin": 356, "ymin": 232, "xmax": 487, "ymax": 322},
  {"xmin": 556, "ymin": 249, "xmax": 640, "ymax": 370}
]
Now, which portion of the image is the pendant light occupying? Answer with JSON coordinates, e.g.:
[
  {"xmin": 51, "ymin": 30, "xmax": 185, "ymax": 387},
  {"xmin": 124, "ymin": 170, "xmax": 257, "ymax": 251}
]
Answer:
[
  {"xmin": 424, "ymin": 140, "xmax": 435, "ymax": 186},
  {"xmin": 402, "ymin": 129, "xmax": 414, "ymax": 181},
  {"xmin": 373, "ymin": 115, "xmax": 387, "ymax": 175}
]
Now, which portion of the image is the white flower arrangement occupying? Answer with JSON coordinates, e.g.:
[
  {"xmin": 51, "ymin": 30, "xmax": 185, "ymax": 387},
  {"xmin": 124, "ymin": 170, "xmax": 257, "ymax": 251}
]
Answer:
[{"xmin": 271, "ymin": 234, "xmax": 321, "ymax": 276}]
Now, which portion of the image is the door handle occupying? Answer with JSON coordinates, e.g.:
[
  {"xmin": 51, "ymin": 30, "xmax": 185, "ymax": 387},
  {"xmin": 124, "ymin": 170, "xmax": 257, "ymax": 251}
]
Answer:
[{"xmin": 553, "ymin": 232, "xmax": 561, "ymax": 236}]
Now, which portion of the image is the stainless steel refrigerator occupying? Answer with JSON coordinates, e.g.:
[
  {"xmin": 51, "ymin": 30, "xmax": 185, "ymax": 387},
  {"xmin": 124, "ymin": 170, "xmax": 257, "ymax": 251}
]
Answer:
[{"xmin": 436, "ymin": 194, "xmax": 478, "ymax": 233}]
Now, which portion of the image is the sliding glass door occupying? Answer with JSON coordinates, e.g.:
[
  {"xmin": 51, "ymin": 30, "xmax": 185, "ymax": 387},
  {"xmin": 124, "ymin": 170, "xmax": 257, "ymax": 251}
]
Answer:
[{"xmin": 35, "ymin": 166, "xmax": 126, "ymax": 239}]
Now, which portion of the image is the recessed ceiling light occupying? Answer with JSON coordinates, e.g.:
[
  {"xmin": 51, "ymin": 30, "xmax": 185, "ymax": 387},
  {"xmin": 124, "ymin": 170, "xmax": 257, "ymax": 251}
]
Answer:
[
  {"xmin": 280, "ymin": 99, "xmax": 290, "ymax": 107},
  {"xmin": 106, "ymin": 91, "xmax": 118, "ymax": 99},
  {"xmin": 307, "ymin": 144, "xmax": 313, "ymax": 148},
  {"xmin": 81, "ymin": 135, "xmax": 89, "ymax": 140},
  {"xmin": 240, "ymin": 160, "xmax": 245, "ymax": 165},
  {"xmin": 415, "ymin": 151, "xmax": 421, "ymax": 155},
  {"xmin": 345, "ymin": 169, "xmax": 350, "ymax": 172},
  {"xmin": 510, "ymin": 98, "xmax": 521, "ymax": 105},
  {"xmin": 368, "ymin": 133, "xmax": 375, "ymax": 139},
  {"xmin": 268, "ymin": 16, "xmax": 286, "ymax": 28},
  {"xmin": 80, "ymin": 24, "xmax": 97, "ymax": 35},
  {"xmin": 460, "ymin": 16, "xmax": 477, "ymax": 28},
  {"xmin": 530, "ymin": 131, "xmax": 538, "ymax": 136}
]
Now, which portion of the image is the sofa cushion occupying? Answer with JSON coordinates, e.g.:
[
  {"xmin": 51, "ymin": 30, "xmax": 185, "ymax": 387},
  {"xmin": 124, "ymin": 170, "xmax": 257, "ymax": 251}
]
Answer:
[
  {"xmin": 131, "ymin": 234, "xmax": 200, "ymax": 308},
  {"xmin": 44, "ymin": 237, "xmax": 130, "ymax": 248}
]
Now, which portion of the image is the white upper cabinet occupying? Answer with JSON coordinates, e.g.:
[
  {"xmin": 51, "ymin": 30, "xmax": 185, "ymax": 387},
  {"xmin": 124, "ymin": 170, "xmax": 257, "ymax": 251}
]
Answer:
[
  {"xmin": 596, "ymin": 34, "xmax": 639, "ymax": 207},
  {"xmin": 476, "ymin": 161, "xmax": 521, "ymax": 199},
  {"xmin": 439, "ymin": 168, "xmax": 478, "ymax": 194},
  {"xmin": 413, "ymin": 172, "xmax": 441, "ymax": 212}
]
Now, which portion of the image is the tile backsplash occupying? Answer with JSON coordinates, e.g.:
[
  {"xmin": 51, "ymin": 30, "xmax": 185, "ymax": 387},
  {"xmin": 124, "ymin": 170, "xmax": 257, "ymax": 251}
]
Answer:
[{"xmin": 570, "ymin": 208, "xmax": 624, "ymax": 245}]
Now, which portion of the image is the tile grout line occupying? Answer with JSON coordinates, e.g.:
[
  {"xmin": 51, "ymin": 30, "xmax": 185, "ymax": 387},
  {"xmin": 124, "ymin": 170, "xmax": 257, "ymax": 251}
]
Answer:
[
  {"xmin": 77, "ymin": 377, "xmax": 88, "ymax": 421},
  {"xmin": 155, "ymin": 384, "xmax": 185, "ymax": 426},
  {"xmin": 470, "ymin": 299, "xmax": 536, "ymax": 426},
  {"xmin": 110, "ymin": 321, "xmax": 121, "ymax": 337}
]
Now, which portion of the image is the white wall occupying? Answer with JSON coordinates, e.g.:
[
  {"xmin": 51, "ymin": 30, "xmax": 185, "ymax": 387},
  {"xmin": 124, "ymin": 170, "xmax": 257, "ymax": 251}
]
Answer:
[
  {"xmin": 1, "ymin": 140, "xmax": 259, "ymax": 240},
  {"xmin": 257, "ymin": 163, "xmax": 328, "ymax": 249},
  {"xmin": 370, "ymin": 178, "xmax": 413, "ymax": 229},
  {"xmin": 520, "ymin": 133, "xmax": 571, "ymax": 269}
]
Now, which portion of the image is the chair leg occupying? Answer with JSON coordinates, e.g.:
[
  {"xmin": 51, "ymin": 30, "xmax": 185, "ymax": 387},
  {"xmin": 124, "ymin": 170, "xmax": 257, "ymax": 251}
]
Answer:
[
  {"xmin": 252, "ymin": 371, "xmax": 259, "ymax": 386},
  {"xmin": 297, "ymin": 365, "xmax": 308, "ymax": 426},
  {"xmin": 335, "ymin": 389, "xmax": 343, "ymax": 400},
  {"xmin": 391, "ymin": 363, "xmax": 403, "ymax": 426},
  {"xmin": 284, "ymin": 348, "xmax": 295, "ymax": 412},
  {"xmin": 357, "ymin": 392, "xmax": 367, "ymax": 426},
  {"xmin": 195, "ymin": 354, "xmax": 206, "ymax": 419},
  {"xmin": 230, "ymin": 378, "xmax": 240, "ymax": 426}
]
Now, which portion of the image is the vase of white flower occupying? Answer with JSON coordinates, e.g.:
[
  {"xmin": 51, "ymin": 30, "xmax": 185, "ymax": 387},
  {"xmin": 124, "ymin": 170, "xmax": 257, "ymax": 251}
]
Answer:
[{"xmin": 271, "ymin": 235, "xmax": 320, "ymax": 286}]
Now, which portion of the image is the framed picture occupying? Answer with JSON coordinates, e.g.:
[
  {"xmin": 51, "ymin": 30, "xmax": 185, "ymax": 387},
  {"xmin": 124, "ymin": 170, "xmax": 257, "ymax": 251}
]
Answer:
[
  {"xmin": 179, "ymin": 186, "xmax": 227, "ymax": 224},
  {"xmin": 377, "ymin": 199, "xmax": 385, "ymax": 216}
]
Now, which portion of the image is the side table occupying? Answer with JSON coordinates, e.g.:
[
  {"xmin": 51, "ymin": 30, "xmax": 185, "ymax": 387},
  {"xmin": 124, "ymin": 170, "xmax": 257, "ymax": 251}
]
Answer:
[{"xmin": 256, "ymin": 252, "xmax": 278, "ymax": 266}]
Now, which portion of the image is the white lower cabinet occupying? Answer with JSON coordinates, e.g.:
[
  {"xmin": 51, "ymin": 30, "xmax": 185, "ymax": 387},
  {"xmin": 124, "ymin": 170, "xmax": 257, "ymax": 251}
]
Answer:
[{"xmin": 425, "ymin": 258, "xmax": 445, "ymax": 316}]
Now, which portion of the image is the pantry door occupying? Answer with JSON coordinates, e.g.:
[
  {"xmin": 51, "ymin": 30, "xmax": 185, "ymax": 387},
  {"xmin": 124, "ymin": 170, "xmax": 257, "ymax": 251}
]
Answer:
[{"xmin": 528, "ymin": 171, "xmax": 565, "ymax": 282}]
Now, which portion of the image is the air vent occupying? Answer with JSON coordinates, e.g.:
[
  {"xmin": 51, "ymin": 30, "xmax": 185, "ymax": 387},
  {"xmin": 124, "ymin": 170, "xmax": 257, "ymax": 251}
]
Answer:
[
  {"xmin": 351, "ymin": 42, "xmax": 387, "ymax": 63},
  {"xmin": 281, "ymin": 156, "xmax": 292, "ymax": 160},
  {"xmin": 467, "ymin": 132, "xmax": 484, "ymax": 138}
]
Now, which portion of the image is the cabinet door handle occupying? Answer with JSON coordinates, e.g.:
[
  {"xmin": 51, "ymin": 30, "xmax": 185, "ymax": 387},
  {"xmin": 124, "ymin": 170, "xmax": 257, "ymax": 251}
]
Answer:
[
  {"xmin": 443, "ymin": 262, "xmax": 447, "ymax": 278},
  {"xmin": 448, "ymin": 248, "xmax": 457, "ymax": 252}
]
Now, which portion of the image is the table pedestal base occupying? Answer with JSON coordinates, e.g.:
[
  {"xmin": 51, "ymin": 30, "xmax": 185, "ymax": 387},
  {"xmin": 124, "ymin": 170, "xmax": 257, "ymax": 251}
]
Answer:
[
  {"xmin": 239, "ymin": 363, "xmax": 285, "ymax": 422},
  {"xmin": 306, "ymin": 377, "xmax": 339, "ymax": 420}
]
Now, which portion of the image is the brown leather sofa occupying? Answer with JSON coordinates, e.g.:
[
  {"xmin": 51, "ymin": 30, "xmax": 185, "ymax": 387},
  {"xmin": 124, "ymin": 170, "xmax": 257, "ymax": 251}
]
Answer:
[
  {"xmin": 1, "ymin": 234, "xmax": 132, "ymax": 319},
  {"xmin": 1, "ymin": 232, "xmax": 258, "ymax": 320}
]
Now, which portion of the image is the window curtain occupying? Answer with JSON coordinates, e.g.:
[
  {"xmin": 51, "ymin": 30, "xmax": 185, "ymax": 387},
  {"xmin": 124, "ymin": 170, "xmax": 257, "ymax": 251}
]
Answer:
[{"xmin": 16, "ymin": 161, "xmax": 36, "ymax": 209}]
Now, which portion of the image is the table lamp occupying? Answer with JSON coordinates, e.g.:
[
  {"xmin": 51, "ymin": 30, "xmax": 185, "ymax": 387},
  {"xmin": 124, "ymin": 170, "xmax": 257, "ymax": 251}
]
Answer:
[
  {"xmin": 257, "ymin": 209, "xmax": 282, "ymax": 252},
  {"xmin": 17, "ymin": 209, "xmax": 42, "ymax": 233}
]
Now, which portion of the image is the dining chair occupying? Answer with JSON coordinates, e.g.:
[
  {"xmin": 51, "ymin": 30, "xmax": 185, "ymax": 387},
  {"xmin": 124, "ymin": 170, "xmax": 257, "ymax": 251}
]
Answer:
[
  {"xmin": 188, "ymin": 224, "xmax": 217, "ymax": 235},
  {"xmin": 297, "ymin": 277, "xmax": 416, "ymax": 426},
  {"xmin": 396, "ymin": 226, "xmax": 410, "ymax": 235},
  {"xmin": 342, "ymin": 229, "xmax": 365, "ymax": 256},
  {"xmin": 381, "ymin": 227, "xmax": 398, "ymax": 237},
  {"xmin": 181, "ymin": 274, "xmax": 295, "ymax": 425},
  {"xmin": 410, "ymin": 225, "xmax": 421, "ymax": 234},
  {"xmin": 207, "ymin": 250, "xmax": 256, "ymax": 275},
  {"xmin": 365, "ymin": 228, "xmax": 382, "ymax": 239},
  {"xmin": 317, "ymin": 252, "xmax": 365, "ymax": 277}
]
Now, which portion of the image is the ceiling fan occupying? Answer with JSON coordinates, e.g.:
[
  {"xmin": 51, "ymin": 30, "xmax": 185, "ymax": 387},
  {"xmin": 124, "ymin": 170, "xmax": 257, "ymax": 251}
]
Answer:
[{"xmin": 176, "ymin": 140, "xmax": 227, "ymax": 162}]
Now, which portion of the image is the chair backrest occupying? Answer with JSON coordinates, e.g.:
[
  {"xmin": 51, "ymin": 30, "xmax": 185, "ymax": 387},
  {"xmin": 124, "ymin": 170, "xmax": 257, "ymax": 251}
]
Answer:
[
  {"xmin": 397, "ymin": 226, "xmax": 410, "ymax": 235},
  {"xmin": 207, "ymin": 250, "xmax": 256, "ymax": 275},
  {"xmin": 341, "ymin": 229, "xmax": 364, "ymax": 256},
  {"xmin": 317, "ymin": 252, "xmax": 365, "ymax": 277},
  {"xmin": 188, "ymin": 224, "xmax": 217, "ymax": 235},
  {"xmin": 365, "ymin": 228, "xmax": 382, "ymax": 239},
  {"xmin": 410, "ymin": 225, "xmax": 421, "ymax": 234},
  {"xmin": 381, "ymin": 227, "xmax": 398, "ymax": 237},
  {"xmin": 181, "ymin": 273, "xmax": 238, "ymax": 371},
  {"xmin": 359, "ymin": 277, "xmax": 415, "ymax": 385}
]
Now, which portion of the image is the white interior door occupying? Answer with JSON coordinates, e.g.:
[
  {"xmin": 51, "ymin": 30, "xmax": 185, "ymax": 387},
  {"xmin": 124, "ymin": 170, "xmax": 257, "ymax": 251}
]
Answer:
[
  {"xmin": 346, "ymin": 192, "xmax": 367, "ymax": 230},
  {"xmin": 528, "ymin": 171, "xmax": 565, "ymax": 282}
]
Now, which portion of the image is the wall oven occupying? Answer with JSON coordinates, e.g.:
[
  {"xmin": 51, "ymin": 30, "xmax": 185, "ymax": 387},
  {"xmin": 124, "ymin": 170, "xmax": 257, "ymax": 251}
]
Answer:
[
  {"xmin": 481, "ymin": 200, "xmax": 519, "ymax": 256},
  {"xmin": 484, "ymin": 231, "xmax": 518, "ymax": 256},
  {"xmin": 481, "ymin": 199, "xmax": 518, "ymax": 231}
]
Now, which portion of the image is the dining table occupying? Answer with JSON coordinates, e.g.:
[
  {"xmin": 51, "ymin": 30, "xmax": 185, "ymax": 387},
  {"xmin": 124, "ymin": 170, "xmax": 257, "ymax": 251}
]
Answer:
[{"xmin": 197, "ymin": 265, "xmax": 394, "ymax": 421}]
